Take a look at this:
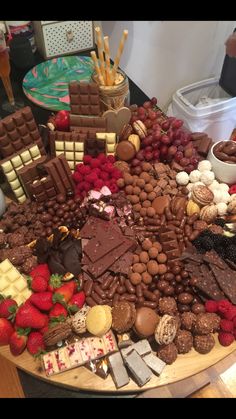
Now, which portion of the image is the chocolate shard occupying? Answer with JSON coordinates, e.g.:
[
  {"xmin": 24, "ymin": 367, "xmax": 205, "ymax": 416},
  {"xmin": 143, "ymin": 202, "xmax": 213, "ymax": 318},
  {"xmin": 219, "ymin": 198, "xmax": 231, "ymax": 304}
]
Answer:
[
  {"xmin": 108, "ymin": 352, "xmax": 130, "ymax": 389},
  {"xmin": 124, "ymin": 349, "xmax": 153, "ymax": 387},
  {"xmin": 211, "ymin": 265, "xmax": 236, "ymax": 305},
  {"xmin": 203, "ymin": 250, "xmax": 229, "ymax": 270},
  {"xmin": 191, "ymin": 264, "xmax": 224, "ymax": 301},
  {"xmin": 142, "ymin": 353, "xmax": 166, "ymax": 376}
]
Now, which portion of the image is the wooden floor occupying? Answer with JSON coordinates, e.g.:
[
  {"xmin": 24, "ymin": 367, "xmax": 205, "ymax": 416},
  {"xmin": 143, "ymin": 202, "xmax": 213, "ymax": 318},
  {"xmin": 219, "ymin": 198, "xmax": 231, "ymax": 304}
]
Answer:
[{"xmin": 1, "ymin": 352, "xmax": 236, "ymax": 398}]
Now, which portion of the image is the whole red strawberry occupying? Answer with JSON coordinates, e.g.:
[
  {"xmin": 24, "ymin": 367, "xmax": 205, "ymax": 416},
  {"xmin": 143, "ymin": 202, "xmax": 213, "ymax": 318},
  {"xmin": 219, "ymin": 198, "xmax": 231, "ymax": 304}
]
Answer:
[
  {"xmin": 29, "ymin": 292, "xmax": 53, "ymax": 311},
  {"xmin": 30, "ymin": 264, "xmax": 50, "ymax": 282},
  {"xmin": 53, "ymin": 281, "xmax": 75, "ymax": 304},
  {"xmin": 68, "ymin": 291, "xmax": 85, "ymax": 313},
  {"xmin": 0, "ymin": 296, "xmax": 18, "ymax": 320},
  {"xmin": 27, "ymin": 332, "xmax": 45, "ymax": 355},
  {"xmin": 39, "ymin": 314, "xmax": 49, "ymax": 335},
  {"xmin": 47, "ymin": 274, "xmax": 62, "ymax": 292},
  {"xmin": 9, "ymin": 328, "xmax": 30, "ymax": 356},
  {"xmin": 0, "ymin": 318, "xmax": 14, "ymax": 345},
  {"xmin": 49, "ymin": 303, "xmax": 68, "ymax": 321},
  {"xmin": 15, "ymin": 303, "xmax": 47, "ymax": 329},
  {"xmin": 31, "ymin": 276, "xmax": 48, "ymax": 293}
]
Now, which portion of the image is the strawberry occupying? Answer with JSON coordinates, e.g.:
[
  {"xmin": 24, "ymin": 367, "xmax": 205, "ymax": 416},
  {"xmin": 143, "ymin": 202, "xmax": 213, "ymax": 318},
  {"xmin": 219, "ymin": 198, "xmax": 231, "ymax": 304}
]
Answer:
[
  {"xmin": 49, "ymin": 303, "xmax": 68, "ymax": 323},
  {"xmin": 39, "ymin": 314, "xmax": 49, "ymax": 335},
  {"xmin": 53, "ymin": 281, "xmax": 75, "ymax": 304},
  {"xmin": 68, "ymin": 291, "xmax": 85, "ymax": 314},
  {"xmin": 0, "ymin": 318, "xmax": 14, "ymax": 345},
  {"xmin": 31, "ymin": 276, "xmax": 48, "ymax": 293},
  {"xmin": 29, "ymin": 292, "xmax": 53, "ymax": 311},
  {"xmin": 9, "ymin": 328, "xmax": 30, "ymax": 356},
  {"xmin": 47, "ymin": 274, "xmax": 62, "ymax": 292},
  {"xmin": 0, "ymin": 295, "xmax": 18, "ymax": 320},
  {"xmin": 15, "ymin": 303, "xmax": 47, "ymax": 329},
  {"xmin": 30, "ymin": 264, "xmax": 50, "ymax": 281},
  {"xmin": 27, "ymin": 331, "xmax": 45, "ymax": 355}
]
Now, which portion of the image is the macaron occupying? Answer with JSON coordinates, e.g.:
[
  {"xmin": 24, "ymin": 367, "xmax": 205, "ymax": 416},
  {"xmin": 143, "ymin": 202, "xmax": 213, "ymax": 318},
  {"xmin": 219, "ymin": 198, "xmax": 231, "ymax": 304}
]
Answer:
[
  {"xmin": 112, "ymin": 301, "xmax": 136, "ymax": 333},
  {"xmin": 116, "ymin": 140, "xmax": 136, "ymax": 161},
  {"xmin": 134, "ymin": 307, "xmax": 160, "ymax": 338},
  {"xmin": 86, "ymin": 305, "xmax": 112, "ymax": 337}
]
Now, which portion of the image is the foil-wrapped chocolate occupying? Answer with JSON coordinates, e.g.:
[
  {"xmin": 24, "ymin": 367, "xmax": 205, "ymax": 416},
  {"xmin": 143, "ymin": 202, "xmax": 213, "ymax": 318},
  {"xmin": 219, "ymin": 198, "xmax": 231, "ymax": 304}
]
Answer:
[{"xmin": 85, "ymin": 357, "xmax": 109, "ymax": 379}]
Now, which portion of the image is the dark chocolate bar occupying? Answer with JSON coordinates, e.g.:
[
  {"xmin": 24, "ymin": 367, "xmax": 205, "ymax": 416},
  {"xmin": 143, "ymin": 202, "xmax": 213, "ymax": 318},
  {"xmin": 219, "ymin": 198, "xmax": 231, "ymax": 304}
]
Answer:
[
  {"xmin": 211, "ymin": 265, "xmax": 236, "ymax": 304},
  {"xmin": 44, "ymin": 155, "xmax": 75, "ymax": 195},
  {"xmin": 69, "ymin": 81, "xmax": 100, "ymax": 116},
  {"xmin": 17, "ymin": 156, "xmax": 48, "ymax": 198}
]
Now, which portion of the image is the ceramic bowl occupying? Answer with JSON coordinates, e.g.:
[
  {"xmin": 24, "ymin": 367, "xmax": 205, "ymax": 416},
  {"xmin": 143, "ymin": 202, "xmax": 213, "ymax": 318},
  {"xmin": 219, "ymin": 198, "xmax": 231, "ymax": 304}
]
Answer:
[{"xmin": 207, "ymin": 141, "xmax": 236, "ymax": 185}]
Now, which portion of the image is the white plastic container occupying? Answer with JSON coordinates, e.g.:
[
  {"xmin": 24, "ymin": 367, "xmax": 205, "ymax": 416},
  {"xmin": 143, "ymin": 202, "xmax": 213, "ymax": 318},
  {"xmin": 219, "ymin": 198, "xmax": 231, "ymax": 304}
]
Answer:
[{"xmin": 169, "ymin": 77, "xmax": 236, "ymax": 141}]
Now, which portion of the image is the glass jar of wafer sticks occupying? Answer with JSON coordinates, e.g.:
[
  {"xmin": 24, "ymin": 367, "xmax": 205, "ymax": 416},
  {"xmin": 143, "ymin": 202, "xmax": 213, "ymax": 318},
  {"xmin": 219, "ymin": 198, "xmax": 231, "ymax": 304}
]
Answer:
[{"xmin": 90, "ymin": 27, "xmax": 130, "ymax": 111}]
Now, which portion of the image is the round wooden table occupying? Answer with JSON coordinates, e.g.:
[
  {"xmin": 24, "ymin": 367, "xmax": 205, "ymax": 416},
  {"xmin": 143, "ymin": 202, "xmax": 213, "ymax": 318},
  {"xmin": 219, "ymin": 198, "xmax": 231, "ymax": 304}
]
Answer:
[{"xmin": 1, "ymin": 337, "xmax": 236, "ymax": 394}]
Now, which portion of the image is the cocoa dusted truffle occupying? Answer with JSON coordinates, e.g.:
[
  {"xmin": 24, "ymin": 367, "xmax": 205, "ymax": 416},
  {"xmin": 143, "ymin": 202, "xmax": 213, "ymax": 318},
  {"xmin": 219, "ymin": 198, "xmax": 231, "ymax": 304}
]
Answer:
[
  {"xmin": 157, "ymin": 342, "xmax": 178, "ymax": 365},
  {"xmin": 158, "ymin": 297, "xmax": 177, "ymax": 316},
  {"xmin": 7, "ymin": 233, "xmax": 26, "ymax": 248},
  {"xmin": 194, "ymin": 313, "xmax": 220, "ymax": 335},
  {"xmin": 181, "ymin": 312, "xmax": 197, "ymax": 331},
  {"xmin": 193, "ymin": 334, "xmax": 215, "ymax": 354},
  {"xmin": 174, "ymin": 330, "xmax": 193, "ymax": 354}
]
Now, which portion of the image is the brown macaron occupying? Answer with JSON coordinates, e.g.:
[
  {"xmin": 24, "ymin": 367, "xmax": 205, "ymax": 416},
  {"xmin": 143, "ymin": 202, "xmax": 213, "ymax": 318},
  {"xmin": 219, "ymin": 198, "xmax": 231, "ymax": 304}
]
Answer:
[
  {"xmin": 112, "ymin": 301, "xmax": 137, "ymax": 333},
  {"xmin": 133, "ymin": 307, "xmax": 160, "ymax": 338},
  {"xmin": 116, "ymin": 141, "xmax": 136, "ymax": 162}
]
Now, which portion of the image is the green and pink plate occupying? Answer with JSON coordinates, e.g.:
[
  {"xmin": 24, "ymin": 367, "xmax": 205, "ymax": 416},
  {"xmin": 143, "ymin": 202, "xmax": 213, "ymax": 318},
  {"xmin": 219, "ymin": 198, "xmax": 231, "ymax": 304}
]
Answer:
[{"xmin": 23, "ymin": 56, "xmax": 94, "ymax": 111}]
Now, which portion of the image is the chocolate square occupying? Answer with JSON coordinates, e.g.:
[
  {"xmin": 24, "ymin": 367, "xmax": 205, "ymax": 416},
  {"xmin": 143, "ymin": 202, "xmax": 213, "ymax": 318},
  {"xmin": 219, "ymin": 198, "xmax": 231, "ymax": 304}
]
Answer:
[
  {"xmin": 70, "ymin": 94, "xmax": 80, "ymax": 105},
  {"xmin": 79, "ymin": 83, "xmax": 89, "ymax": 94},
  {"xmin": 9, "ymin": 129, "xmax": 19, "ymax": 141},
  {"xmin": 71, "ymin": 105, "xmax": 80, "ymax": 114},
  {"xmin": 91, "ymin": 105, "xmax": 100, "ymax": 115},
  {"xmin": 22, "ymin": 134, "xmax": 32, "ymax": 145},
  {"xmin": 90, "ymin": 95, "xmax": 99, "ymax": 105},
  {"xmin": 17, "ymin": 125, "xmax": 28, "ymax": 136}
]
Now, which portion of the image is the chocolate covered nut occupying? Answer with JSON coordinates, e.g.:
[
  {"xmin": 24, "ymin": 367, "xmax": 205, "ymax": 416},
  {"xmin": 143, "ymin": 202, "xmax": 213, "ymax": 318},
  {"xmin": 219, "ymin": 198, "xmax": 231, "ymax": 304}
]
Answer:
[
  {"xmin": 142, "ymin": 301, "xmax": 158, "ymax": 309},
  {"xmin": 93, "ymin": 284, "xmax": 106, "ymax": 299},
  {"xmin": 177, "ymin": 292, "xmax": 193, "ymax": 305},
  {"xmin": 120, "ymin": 293, "xmax": 137, "ymax": 302},
  {"xmin": 143, "ymin": 289, "xmax": 157, "ymax": 302},
  {"xmin": 84, "ymin": 279, "xmax": 93, "ymax": 296},
  {"xmin": 101, "ymin": 276, "xmax": 114, "ymax": 290},
  {"xmin": 125, "ymin": 279, "xmax": 136, "ymax": 294},
  {"xmin": 86, "ymin": 296, "xmax": 97, "ymax": 307}
]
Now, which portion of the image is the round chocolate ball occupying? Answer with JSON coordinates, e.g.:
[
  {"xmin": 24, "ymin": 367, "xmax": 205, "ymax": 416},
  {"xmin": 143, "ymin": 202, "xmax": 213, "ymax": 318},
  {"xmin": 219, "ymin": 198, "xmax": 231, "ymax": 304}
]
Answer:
[
  {"xmin": 157, "ymin": 342, "xmax": 178, "ymax": 365},
  {"xmin": 174, "ymin": 330, "xmax": 193, "ymax": 354},
  {"xmin": 191, "ymin": 303, "xmax": 206, "ymax": 315},
  {"xmin": 134, "ymin": 307, "xmax": 159, "ymax": 338},
  {"xmin": 193, "ymin": 334, "xmax": 215, "ymax": 354},
  {"xmin": 129, "ymin": 272, "xmax": 142, "ymax": 285},
  {"xmin": 147, "ymin": 260, "xmax": 159, "ymax": 276},
  {"xmin": 56, "ymin": 194, "xmax": 66, "ymax": 204},
  {"xmin": 158, "ymin": 297, "xmax": 177, "ymax": 316},
  {"xmin": 181, "ymin": 312, "xmax": 197, "ymax": 331}
]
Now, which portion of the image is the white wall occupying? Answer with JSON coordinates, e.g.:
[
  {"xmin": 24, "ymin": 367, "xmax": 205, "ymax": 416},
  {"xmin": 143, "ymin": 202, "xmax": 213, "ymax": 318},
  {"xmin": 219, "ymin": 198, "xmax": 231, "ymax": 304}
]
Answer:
[{"xmin": 101, "ymin": 21, "xmax": 236, "ymax": 110}]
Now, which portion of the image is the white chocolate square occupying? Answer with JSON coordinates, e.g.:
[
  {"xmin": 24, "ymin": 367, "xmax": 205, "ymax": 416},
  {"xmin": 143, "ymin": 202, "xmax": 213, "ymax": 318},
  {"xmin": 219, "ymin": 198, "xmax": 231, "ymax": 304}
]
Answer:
[
  {"xmin": 55, "ymin": 141, "xmax": 64, "ymax": 151},
  {"xmin": 18, "ymin": 195, "xmax": 27, "ymax": 203},
  {"xmin": 65, "ymin": 141, "xmax": 74, "ymax": 151},
  {"xmin": 75, "ymin": 152, "xmax": 84, "ymax": 161},
  {"xmin": 106, "ymin": 133, "xmax": 116, "ymax": 144},
  {"xmin": 14, "ymin": 187, "xmax": 25, "ymax": 197},
  {"xmin": 6, "ymin": 171, "xmax": 17, "ymax": 182},
  {"xmin": 21, "ymin": 150, "xmax": 31, "ymax": 162},
  {"xmin": 96, "ymin": 132, "xmax": 106, "ymax": 140},
  {"xmin": 106, "ymin": 152, "xmax": 115, "ymax": 156},
  {"xmin": 106, "ymin": 144, "xmax": 115, "ymax": 153},
  {"xmin": 56, "ymin": 151, "xmax": 63, "ymax": 157},
  {"xmin": 74, "ymin": 142, "xmax": 84, "ymax": 152},
  {"xmin": 24, "ymin": 158, "xmax": 33, "ymax": 165},
  {"xmin": 65, "ymin": 152, "xmax": 74, "ymax": 160},
  {"xmin": 11, "ymin": 156, "xmax": 22, "ymax": 167},
  {"xmin": 55, "ymin": 348, "xmax": 71, "ymax": 372},
  {"xmin": 43, "ymin": 352, "xmax": 59, "ymax": 376},
  {"xmin": 0, "ymin": 259, "xmax": 12, "ymax": 273},
  {"xmin": 7, "ymin": 268, "xmax": 22, "ymax": 282},
  {"xmin": 10, "ymin": 178, "xmax": 21, "ymax": 190},
  {"xmin": 1, "ymin": 161, "xmax": 13, "ymax": 173},
  {"xmin": 29, "ymin": 145, "xmax": 40, "ymax": 157},
  {"xmin": 68, "ymin": 161, "xmax": 75, "ymax": 170}
]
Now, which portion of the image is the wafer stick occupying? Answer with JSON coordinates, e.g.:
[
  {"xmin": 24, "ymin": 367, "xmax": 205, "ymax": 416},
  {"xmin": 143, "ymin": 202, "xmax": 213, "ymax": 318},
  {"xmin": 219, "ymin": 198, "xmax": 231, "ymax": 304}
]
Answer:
[
  {"xmin": 112, "ymin": 30, "xmax": 128, "ymax": 80},
  {"xmin": 95, "ymin": 26, "xmax": 106, "ymax": 81},
  {"xmin": 90, "ymin": 51, "xmax": 105, "ymax": 85},
  {"xmin": 103, "ymin": 36, "xmax": 112, "ymax": 86}
]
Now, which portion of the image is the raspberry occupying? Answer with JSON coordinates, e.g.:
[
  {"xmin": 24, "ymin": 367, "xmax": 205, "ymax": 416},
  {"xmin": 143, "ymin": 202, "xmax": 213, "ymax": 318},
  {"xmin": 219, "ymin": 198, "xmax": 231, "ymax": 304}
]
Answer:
[
  {"xmin": 77, "ymin": 165, "xmax": 90, "ymax": 175},
  {"xmin": 217, "ymin": 299, "xmax": 232, "ymax": 315},
  {"xmin": 112, "ymin": 168, "xmax": 122, "ymax": 179},
  {"xmin": 76, "ymin": 181, "xmax": 85, "ymax": 192},
  {"xmin": 233, "ymin": 317, "xmax": 236, "ymax": 328},
  {"xmin": 218, "ymin": 331, "xmax": 234, "ymax": 346},
  {"xmin": 72, "ymin": 172, "xmax": 83, "ymax": 183},
  {"xmin": 83, "ymin": 181, "xmax": 92, "ymax": 192},
  {"xmin": 85, "ymin": 173, "xmax": 98, "ymax": 184},
  {"xmin": 106, "ymin": 155, "xmax": 115, "ymax": 164},
  {"xmin": 93, "ymin": 168, "xmax": 101, "ymax": 176},
  {"xmin": 100, "ymin": 171, "xmax": 109, "ymax": 181},
  {"xmin": 97, "ymin": 153, "xmax": 107, "ymax": 164},
  {"xmin": 205, "ymin": 300, "xmax": 218, "ymax": 313},
  {"xmin": 75, "ymin": 163, "xmax": 83, "ymax": 171},
  {"xmin": 94, "ymin": 180, "xmax": 103, "ymax": 189},
  {"xmin": 90, "ymin": 158, "xmax": 101, "ymax": 169},
  {"xmin": 223, "ymin": 306, "xmax": 236, "ymax": 321},
  {"xmin": 233, "ymin": 328, "xmax": 236, "ymax": 339},
  {"xmin": 220, "ymin": 319, "xmax": 234, "ymax": 332},
  {"xmin": 109, "ymin": 184, "xmax": 118, "ymax": 194},
  {"xmin": 103, "ymin": 163, "xmax": 114, "ymax": 173},
  {"xmin": 83, "ymin": 155, "xmax": 93, "ymax": 165}
]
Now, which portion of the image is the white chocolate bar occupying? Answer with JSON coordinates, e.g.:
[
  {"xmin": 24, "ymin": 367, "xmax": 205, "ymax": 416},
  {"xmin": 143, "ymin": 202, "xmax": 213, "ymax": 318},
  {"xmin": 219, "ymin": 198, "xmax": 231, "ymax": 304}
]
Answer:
[
  {"xmin": 43, "ymin": 352, "xmax": 60, "ymax": 376},
  {"xmin": 65, "ymin": 151, "xmax": 74, "ymax": 160},
  {"xmin": 89, "ymin": 337, "xmax": 106, "ymax": 359},
  {"xmin": 66, "ymin": 343, "xmax": 83, "ymax": 367},
  {"xmin": 65, "ymin": 141, "xmax": 74, "ymax": 151},
  {"xmin": 0, "ymin": 259, "xmax": 32, "ymax": 305},
  {"xmin": 54, "ymin": 347, "xmax": 71, "ymax": 372},
  {"xmin": 78, "ymin": 337, "xmax": 94, "ymax": 362},
  {"xmin": 55, "ymin": 141, "xmax": 64, "ymax": 150},
  {"xmin": 74, "ymin": 142, "xmax": 84, "ymax": 152}
]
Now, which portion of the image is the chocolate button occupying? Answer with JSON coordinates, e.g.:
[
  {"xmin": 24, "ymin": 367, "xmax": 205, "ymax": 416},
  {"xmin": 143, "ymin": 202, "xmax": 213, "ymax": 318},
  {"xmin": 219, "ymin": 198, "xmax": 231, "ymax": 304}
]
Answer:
[{"xmin": 116, "ymin": 140, "xmax": 136, "ymax": 161}]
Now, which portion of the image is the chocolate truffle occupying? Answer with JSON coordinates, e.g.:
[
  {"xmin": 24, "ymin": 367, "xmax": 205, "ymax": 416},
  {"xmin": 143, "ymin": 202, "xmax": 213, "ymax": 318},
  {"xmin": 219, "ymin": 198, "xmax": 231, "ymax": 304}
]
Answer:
[
  {"xmin": 194, "ymin": 313, "xmax": 220, "ymax": 335},
  {"xmin": 193, "ymin": 334, "xmax": 215, "ymax": 354},
  {"xmin": 181, "ymin": 312, "xmax": 197, "ymax": 331},
  {"xmin": 157, "ymin": 343, "xmax": 178, "ymax": 365},
  {"xmin": 134, "ymin": 307, "xmax": 159, "ymax": 338},
  {"xmin": 112, "ymin": 301, "xmax": 136, "ymax": 333},
  {"xmin": 158, "ymin": 297, "xmax": 178, "ymax": 316},
  {"xmin": 174, "ymin": 330, "xmax": 193, "ymax": 354}
]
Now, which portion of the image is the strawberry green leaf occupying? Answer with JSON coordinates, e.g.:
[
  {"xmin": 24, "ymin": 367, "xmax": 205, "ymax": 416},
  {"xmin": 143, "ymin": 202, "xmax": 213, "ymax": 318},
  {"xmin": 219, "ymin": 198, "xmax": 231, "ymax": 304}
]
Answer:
[
  {"xmin": 8, "ymin": 305, "xmax": 17, "ymax": 314},
  {"xmin": 68, "ymin": 304, "xmax": 79, "ymax": 314},
  {"xmin": 52, "ymin": 293, "xmax": 65, "ymax": 305},
  {"xmin": 16, "ymin": 327, "xmax": 31, "ymax": 336},
  {"xmin": 26, "ymin": 276, "xmax": 32, "ymax": 290},
  {"xmin": 33, "ymin": 349, "xmax": 47, "ymax": 359},
  {"xmin": 49, "ymin": 315, "xmax": 66, "ymax": 327}
]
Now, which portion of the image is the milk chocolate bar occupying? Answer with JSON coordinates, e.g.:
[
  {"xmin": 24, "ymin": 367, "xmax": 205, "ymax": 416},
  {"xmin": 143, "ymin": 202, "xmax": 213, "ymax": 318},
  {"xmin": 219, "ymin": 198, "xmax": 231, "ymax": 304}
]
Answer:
[
  {"xmin": 30, "ymin": 176, "xmax": 57, "ymax": 202},
  {"xmin": 69, "ymin": 114, "xmax": 106, "ymax": 134},
  {"xmin": 44, "ymin": 155, "xmax": 75, "ymax": 195},
  {"xmin": 108, "ymin": 352, "xmax": 130, "ymax": 388},
  {"xmin": 211, "ymin": 265, "xmax": 236, "ymax": 304},
  {"xmin": 0, "ymin": 106, "xmax": 45, "ymax": 158},
  {"xmin": 83, "ymin": 225, "xmax": 124, "ymax": 263},
  {"xmin": 124, "ymin": 349, "xmax": 153, "ymax": 387},
  {"xmin": 17, "ymin": 156, "xmax": 48, "ymax": 198},
  {"xmin": 69, "ymin": 81, "xmax": 100, "ymax": 116}
]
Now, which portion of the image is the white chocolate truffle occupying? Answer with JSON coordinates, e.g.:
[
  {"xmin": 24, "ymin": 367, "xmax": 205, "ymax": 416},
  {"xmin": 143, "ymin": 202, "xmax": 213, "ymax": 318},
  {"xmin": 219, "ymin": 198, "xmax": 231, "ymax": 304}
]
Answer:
[
  {"xmin": 186, "ymin": 183, "xmax": 194, "ymax": 192},
  {"xmin": 213, "ymin": 190, "xmax": 223, "ymax": 204},
  {"xmin": 230, "ymin": 194, "xmax": 236, "ymax": 202},
  {"xmin": 176, "ymin": 171, "xmax": 189, "ymax": 186},
  {"xmin": 189, "ymin": 170, "xmax": 201, "ymax": 183},
  {"xmin": 198, "ymin": 160, "xmax": 212, "ymax": 172},
  {"xmin": 220, "ymin": 192, "xmax": 231, "ymax": 204},
  {"xmin": 200, "ymin": 170, "xmax": 215, "ymax": 186},
  {"xmin": 193, "ymin": 181, "xmax": 205, "ymax": 188},
  {"xmin": 209, "ymin": 180, "xmax": 220, "ymax": 192},
  {"xmin": 216, "ymin": 202, "xmax": 227, "ymax": 216},
  {"xmin": 218, "ymin": 183, "xmax": 229, "ymax": 193}
]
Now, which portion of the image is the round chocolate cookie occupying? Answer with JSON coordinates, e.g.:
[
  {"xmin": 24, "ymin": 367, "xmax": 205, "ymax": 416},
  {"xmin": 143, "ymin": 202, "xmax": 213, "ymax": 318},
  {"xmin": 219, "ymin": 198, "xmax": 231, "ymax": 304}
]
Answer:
[
  {"xmin": 134, "ymin": 307, "xmax": 159, "ymax": 338},
  {"xmin": 116, "ymin": 140, "xmax": 136, "ymax": 162},
  {"xmin": 112, "ymin": 301, "xmax": 136, "ymax": 333}
]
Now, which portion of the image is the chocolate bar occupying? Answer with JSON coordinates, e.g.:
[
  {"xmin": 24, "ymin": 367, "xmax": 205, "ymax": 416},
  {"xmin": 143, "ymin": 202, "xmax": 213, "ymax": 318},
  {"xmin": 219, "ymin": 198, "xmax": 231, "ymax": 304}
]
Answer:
[
  {"xmin": 0, "ymin": 144, "xmax": 43, "ymax": 203},
  {"xmin": 0, "ymin": 259, "xmax": 32, "ymax": 305},
  {"xmin": 0, "ymin": 107, "xmax": 45, "ymax": 159},
  {"xmin": 69, "ymin": 114, "xmax": 106, "ymax": 134},
  {"xmin": 69, "ymin": 81, "xmax": 100, "ymax": 116},
  {"xmin": 16, "ymin": 156, "xmax": 48, "ymax": 198},
  {"xmin": 30, "ymin": 176, "xmax": 57, "ymax": 202},
  {"xmin": 44, "ymin": 155, "xmax": 75, "ymax": 196},
  {"xmin": 83, "ymin": 225, "xmax": 124, "ymax": 263},
  {"xmin": 84, "ymin": 137, "xmax": 106, "ymax": 157},
  {"xmin": 85, "ymin": 357, "xmax": 109, "ymax": 379},
  {"xmin": 142, "ymin": 353, "xmax": 166, "ymax": 376},
  {"xmin": 124, "ymin": 349, "xmax": 153, "ymax": 387},
  {"xmin": 108, "ymin": 352, "xmax": 130, "ymax": 388},
  {"xmin": 49, "ymin": 131, "xmax": 86, "ymax": 170},
  {"xmin": 96, "ymin": 132, "xmax": 116, "ymax": 156}
]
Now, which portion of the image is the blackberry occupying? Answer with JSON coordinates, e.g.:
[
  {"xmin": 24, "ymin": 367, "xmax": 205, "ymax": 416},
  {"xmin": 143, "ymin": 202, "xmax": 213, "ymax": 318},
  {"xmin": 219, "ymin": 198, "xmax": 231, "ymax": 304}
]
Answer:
[
  {"xmin": 201, "ymin": 237, "xmax": 214, "ymax": 251},
  {"xmin": 214, "ymin": 218, "xmax": 226, "ymax": 227},
  {"xmin": 226, "ymin": 245, "xmax": 236, "ymax": 262},
  {"xmin": 192, "ymin": 237, "xmax": 206, "ymax": 253},
  {"xmin": 214, "ymin": 245, "xmax": 226, "ymax": 259}
]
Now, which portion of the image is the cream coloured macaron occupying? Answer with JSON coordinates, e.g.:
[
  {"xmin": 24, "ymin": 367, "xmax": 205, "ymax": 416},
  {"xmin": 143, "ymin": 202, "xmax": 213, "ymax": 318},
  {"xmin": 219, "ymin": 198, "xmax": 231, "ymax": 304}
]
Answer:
[{"xmin": 86, "ymin": 305, "xmax": 112, "ymax": 337}]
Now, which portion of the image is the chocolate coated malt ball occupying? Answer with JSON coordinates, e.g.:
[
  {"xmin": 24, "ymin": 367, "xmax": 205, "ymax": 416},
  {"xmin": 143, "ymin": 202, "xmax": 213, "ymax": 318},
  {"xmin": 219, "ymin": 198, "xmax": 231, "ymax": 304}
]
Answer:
[
  {"xmin": 142, "ymin": 239, "xmax": 153, "ymax": 251},
  {"xmin": 146, "ymin": 207, "xmax": 156, "ymax": 217},
  {"xmin": 147, "ymin": 260, "xmax": 159, "ymax": 275},
  {"xmin": 193, "ymin": 334, "xmax": 215, "ymax": 354},
  {"xmin": 133, "ymin": 254, "xmax": 140, "ymax": 264},
  {"xmin": 148, "ymin": 247, "xmax": 159, "ymax": 259},
  {"xmin": 141, "ymin": 162, "xmax": 152, "ymax": 172},
  {"xmin": 139, "ymin": 251, "xmax": 150, "ymax": 264},
  {"xmin": 140, "ymin": 172, "xmax": 151, "ymax": 183},
  {"xmin": 144, "ymin": 183, "xmax": 153, "ymax": 193},
  {"xmin": 133, "ymin": 263, "xmax": 146, "ymax": 274},
  {"xmin": 153, "ymin": 242, "xmax": 162, "ymax": 252},
  {"xmin": 191, "ymin": 303, "xmax": 205, "ymax": 314},
  {"xmin": 157, "ymin": 253, "xmax": 167, "ymax": 264},
  {"xmin": 194, "ymin": 313, "xmax": 220, "ymax": 335},
  {"xmin": 147, "ymin": 192, "xmax": 157, "ymax": 201},
  {"xmin": 117, "ymin": 178, "xmax": 125, "ymax": 188},
  {"xmin": 140, "ymin": 208, "xmax": 147, "ymax": 217},
  {"xmin": 174, "ymin": 330, "xmax": 193, "ymax": 354},
  {"xmin": 123, "ymin": 173, "xmax": 134, "ymax": 185},
  {"xmin": 142, "ymin": 200, "xmax": 152, "ymax": 208},
  {"xmin": 158, "ymin": 297, "xmax": 178, "ymax": 316},
  {"xmin": 136, "ymin": 179, "xmax": 145, "ymax": 189},
  {"xmin": 129, "ymin": 272, "xmax": 142, "ymax": 285},
  {"xmin": 157, "ymin": 343, "xmax": 178, "ymax": 365},
  {"xmin": 142, "ymin": 271, "xmax": 153, "ymax": 284},
  {"xmin": 181, "ymin": 312, "xmax": 197, "ymax": 331},
  {"xmin": 125, "ymin": 185, "xmax": 133, "ymax": 194}
]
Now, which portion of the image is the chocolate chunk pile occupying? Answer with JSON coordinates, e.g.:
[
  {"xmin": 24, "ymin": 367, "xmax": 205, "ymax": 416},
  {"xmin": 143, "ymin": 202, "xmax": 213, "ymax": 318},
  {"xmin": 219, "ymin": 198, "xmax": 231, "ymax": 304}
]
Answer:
[{"xmin": 191, "ymin": 132, "xmax": 213, "ymax": 158}]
